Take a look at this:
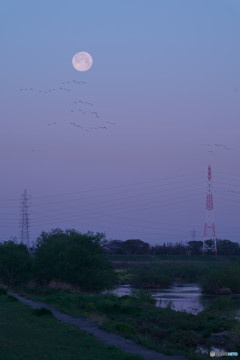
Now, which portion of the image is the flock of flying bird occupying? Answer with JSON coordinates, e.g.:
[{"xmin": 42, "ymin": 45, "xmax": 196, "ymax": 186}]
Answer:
[
  {"xmin": 19, "ymin": 82, "xmax": 234, "ymax": 156},
  {"xmin": 19, "ymin": 80, "xmax": 86, "ymax": 93},
  {"xmin": 201, "ymin": 143, "xmax": 233, "ymax": 155},
  {"xmin": 19, "ymin": 79, "xmax": 115, "ymax": 135}
]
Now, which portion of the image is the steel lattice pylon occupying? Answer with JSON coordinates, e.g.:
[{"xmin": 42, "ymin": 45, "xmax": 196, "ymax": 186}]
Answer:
[
  {"xmin": 203, "ymin": 165, "xmax": 217, "ymax": 255},
  {"xmin": 19, "ymin": 189, "xmax": 30, "ymax": 249}
]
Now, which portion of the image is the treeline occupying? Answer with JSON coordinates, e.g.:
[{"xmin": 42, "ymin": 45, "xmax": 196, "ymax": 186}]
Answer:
[
  {"xmin": 105, "ymin": 238, "xmax": 240, "ymax": 256},
  {"xmin": 0, "ymin": 229, "xmax": 116, "ymax": 291}
]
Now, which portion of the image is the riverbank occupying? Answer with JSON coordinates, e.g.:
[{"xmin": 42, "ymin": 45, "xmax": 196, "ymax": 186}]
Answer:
[
  {"xmin": 8, "ymin": 291, "xmax": 190, "ymax": 360},
  {"xmin": 15, "ymin": 286, "xmax": 240, "ymax": 358},
  {"xmin": 0, "ymin": 292, "xmax": 143, "ymax": 360}
]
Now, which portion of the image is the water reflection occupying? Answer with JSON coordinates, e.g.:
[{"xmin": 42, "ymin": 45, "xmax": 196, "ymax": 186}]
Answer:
[
  {"xmin": 111, "ymin": 284, "xmax": 240, "ymax": 315},
  {"xmin": 152, "ymin": 284, "xmax": 203, "ymax": 314}
]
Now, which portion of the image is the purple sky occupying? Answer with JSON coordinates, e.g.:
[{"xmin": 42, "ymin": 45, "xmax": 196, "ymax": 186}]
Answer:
[{"xmin": 1, "ymin": 0, "xmax": 240, "ymax": 245}]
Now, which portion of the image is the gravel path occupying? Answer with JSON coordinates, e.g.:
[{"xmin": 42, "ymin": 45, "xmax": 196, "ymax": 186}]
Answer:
[{"xmin": 8, "ymin": 291, "xmax": 189, "ymax": 360}]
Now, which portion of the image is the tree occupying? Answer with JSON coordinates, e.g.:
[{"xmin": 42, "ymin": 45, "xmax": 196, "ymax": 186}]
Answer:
[
  {"xmin": 103, "ymin": 240, "xmax": 124, "ymax": 254},
  {"xmin": 0, "ymin": 241, "xmax": 32, "ymax": 287},
  {"xmin": 34, "ymin": 229, "xmax": 117, "ymax": 292},
  {"xmin": 217, "ymin": 239, "xmax": 240, "ymax": 256},
  {"xmin": 152, "ymin": 242, "xmax": 188, "ymax": 256},
  {"xmin": 122, "ymin": 239, "xmax": 150, "ymax": 255},
  {"xmin": 187, "ymin": 241, "xmax": 203, "ymax": 255}
]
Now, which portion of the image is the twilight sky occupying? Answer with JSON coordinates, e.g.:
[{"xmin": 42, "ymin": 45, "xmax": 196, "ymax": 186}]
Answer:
[{"xmin": 1, "ymin": 0, "xmax": 240, "ymax": 245}]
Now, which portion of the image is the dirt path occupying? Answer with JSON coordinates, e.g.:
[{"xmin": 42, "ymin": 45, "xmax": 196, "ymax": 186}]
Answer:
[{"xmin": 8, "ymin": 291, "xmax": 189, "ymax": 360}]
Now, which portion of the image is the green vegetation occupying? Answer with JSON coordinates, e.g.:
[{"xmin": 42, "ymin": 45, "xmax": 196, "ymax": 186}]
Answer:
[
  {"xmin": 2, "ymin": 229, "xmax": 240, "ymax": 359},
  {"xmin": 0, "ymin": 229, "xmax": 117, "ymax": 293},
  {"xmin": 0, "ymin": 291, "xmax": 142, "ymax": 360},
  {"xmin": 34, "ymin": 229, "xmax": 117, "ymax": 292},
  {"xmin": 229, "ymin": 323, "xmax": 240, "ymax": 352},
  {"xmin": 200, "ymin": 264, "xmax": 240, "ymax": 294},
  {"xmin": 106, "ymin": 238, "xmax": 240, "ymax": 256},
  {"xmin": 0, "ymin": 229, "xmax": 239, "ymax": 295},
  {"xmin": 0, "ymin": 241, "xmax": 32, "ymax": 287},
  {"xmin": 105, "ymin": 239, "xmax": 150, "ymax": 255},
  {"xmin": 119, "ymin": 262, "xmax": 211, "ymax": 287},
  {"xmin": 18, "ymin": 288, "xmax": 239, "ymax": 357},
  {"xmin": 110, "ymin": 254, "xmax": 157, "ymax": 262},
  {"xmin": 110, "ymin": 254, "xmax": 238, "ymax": 264},
  {"xmin": 117, "ymin": 262, "xmax": 240, "ymax": 294},
  {"xmin": 129, "ymin": 265, "xmax": 172, "ymax": 288}
]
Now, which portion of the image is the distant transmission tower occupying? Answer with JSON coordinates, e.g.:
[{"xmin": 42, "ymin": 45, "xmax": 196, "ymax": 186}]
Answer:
[
  {"xmin": 19, "ymin": 189, "xmax": 30, "ymax": 249},
  {"xmin": 203, "ymin": 165, "xmax": 217, "ymax": 255},
  {"xmin": 191, "ymin": 227, "xmax": 196, "ymax": 241}
]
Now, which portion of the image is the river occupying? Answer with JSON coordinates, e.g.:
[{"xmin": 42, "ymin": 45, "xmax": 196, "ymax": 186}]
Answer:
[{"xmin": 111, "ymin": 283, "xmax": 240, "ymax": 315}]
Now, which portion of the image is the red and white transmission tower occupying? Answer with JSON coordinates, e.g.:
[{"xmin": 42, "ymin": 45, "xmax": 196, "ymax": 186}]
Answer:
[
  {"xmin": 203, "ymin": 165, "xmax": 217, "ymax": 255},
  {"xmin": 19, "ymin": 189, "xmax": 30, "ymax": 249}
]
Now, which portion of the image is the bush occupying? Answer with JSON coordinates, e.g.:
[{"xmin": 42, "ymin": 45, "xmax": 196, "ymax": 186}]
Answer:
[{"xmin": 34, "ymin": 229, "xmax": 117, "ymax": 292}]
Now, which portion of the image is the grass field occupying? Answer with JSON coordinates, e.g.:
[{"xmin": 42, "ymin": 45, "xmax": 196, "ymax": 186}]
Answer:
[{"xmin": 0, "ymin": 294, "xmax": 142, "ymax": 360}]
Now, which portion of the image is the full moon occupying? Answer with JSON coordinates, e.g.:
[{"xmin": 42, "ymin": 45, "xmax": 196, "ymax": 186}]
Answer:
[{"xmin": 72, "ymin": 52, "xmax": 93, "ymax": 71}]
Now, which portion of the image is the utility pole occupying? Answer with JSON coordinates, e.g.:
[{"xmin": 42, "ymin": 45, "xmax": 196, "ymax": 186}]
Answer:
[
  {"xmin": 19, "ymin": 189, "xmax": 30, "ymax": 249},
  {"xmin": 203, "ymin": 165, "xmax": 217, "ymax": 255}
]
